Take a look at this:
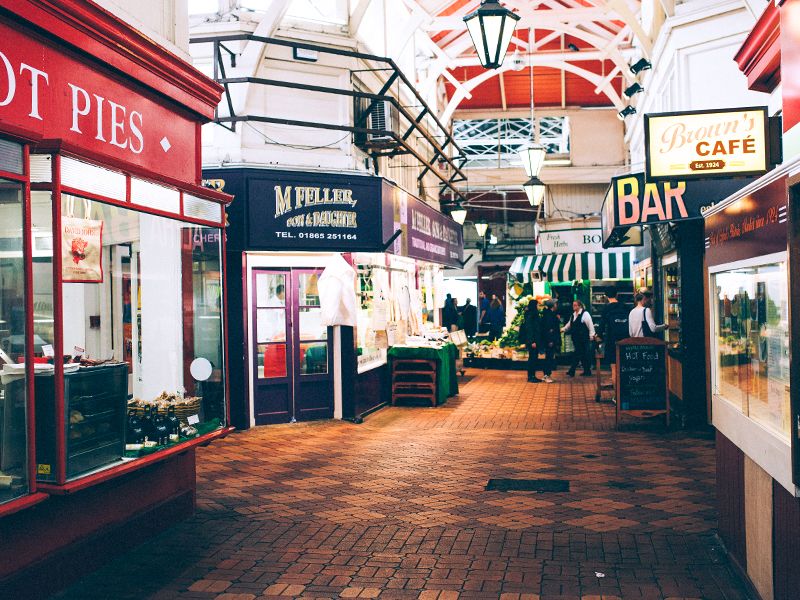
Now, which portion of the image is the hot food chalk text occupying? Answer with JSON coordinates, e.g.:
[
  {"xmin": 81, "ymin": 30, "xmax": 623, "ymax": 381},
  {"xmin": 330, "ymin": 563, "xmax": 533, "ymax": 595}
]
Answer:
[{"xmin": 645, "ymin": 108, "xmax": 768, "ymax": 178}]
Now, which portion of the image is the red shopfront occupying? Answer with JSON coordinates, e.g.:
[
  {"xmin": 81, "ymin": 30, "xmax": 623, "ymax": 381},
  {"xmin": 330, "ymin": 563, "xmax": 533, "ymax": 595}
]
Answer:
[{"xmin": 0, "ymin": 1, "xmax": 232, "ymax": 596}]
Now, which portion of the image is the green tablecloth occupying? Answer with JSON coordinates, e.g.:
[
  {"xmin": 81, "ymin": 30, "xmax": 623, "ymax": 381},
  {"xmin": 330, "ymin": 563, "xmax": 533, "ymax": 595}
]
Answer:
[{"xmin": 388, "ymin": 343, "xmax": 459, "ymax": 405}]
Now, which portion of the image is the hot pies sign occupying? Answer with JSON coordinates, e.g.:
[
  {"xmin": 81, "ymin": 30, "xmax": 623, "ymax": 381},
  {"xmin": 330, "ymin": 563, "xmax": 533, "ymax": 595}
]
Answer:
[
  {"xmin": 645, "ymin": 107, "xmax": 769, "ymax": 179},
  {"xmin": 0, "ymin": 21, "xmax": 197, "ymax": 183}
]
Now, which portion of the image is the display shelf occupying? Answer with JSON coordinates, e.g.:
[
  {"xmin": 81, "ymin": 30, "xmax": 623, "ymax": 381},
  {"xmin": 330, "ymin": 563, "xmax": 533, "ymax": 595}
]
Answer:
[
  {"xmin": 37, "ymin": 427, "xmax": 233, "ymax": 495},
  {"xmin": 0, "ymin": 493, "xmax": 49, "ymax": 519}
]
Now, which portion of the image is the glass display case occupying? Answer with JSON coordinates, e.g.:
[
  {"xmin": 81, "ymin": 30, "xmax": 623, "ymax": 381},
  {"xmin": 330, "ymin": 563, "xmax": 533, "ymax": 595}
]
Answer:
[
  {"xmin": 0, "ymin": 172, "xmax": 29, "ymax": 505},
  {"xmin": 663, "ymin": 264, "xmax": 681, "ymax": 349},
  {"xmin": 712, "ymin": 261, "xmax": 790, "ymax": 439}
]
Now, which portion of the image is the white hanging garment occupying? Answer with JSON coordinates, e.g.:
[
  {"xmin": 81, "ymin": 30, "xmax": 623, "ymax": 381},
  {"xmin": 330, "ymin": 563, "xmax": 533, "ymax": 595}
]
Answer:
[{"xmin": 318, "ymin": 254, "xmax": 357, "ymax": 326}]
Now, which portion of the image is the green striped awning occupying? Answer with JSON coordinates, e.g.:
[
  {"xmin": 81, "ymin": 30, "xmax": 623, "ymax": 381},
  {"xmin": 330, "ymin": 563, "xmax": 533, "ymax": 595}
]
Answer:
[{"xmin": 509, "ymin": 252, "xmax": 633, "ymax": 283}]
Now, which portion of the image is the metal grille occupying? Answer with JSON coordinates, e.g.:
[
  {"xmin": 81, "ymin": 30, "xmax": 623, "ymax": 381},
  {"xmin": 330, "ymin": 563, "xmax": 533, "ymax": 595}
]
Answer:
[
  {"xmin": 184, "ymin": 194, "xmax": 223, "ymax": 223},
  {"xmin": 452, "ymin": 117, "xmax": 570, "ymax": 169},
  {"xmin": 0, "ymin": 138, "xmax": 23, "ymax": 174}
]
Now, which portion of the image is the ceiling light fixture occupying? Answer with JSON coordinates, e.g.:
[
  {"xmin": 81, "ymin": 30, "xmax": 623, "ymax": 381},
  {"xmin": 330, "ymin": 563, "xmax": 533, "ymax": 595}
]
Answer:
[
  {"xmin": 618, "ymin": 105, "xmax": 637, "ymax": 120},
  {"xmin": 464, "ymin": 1, "xmax": 521, "ymax": 69},
  {"xmin": 624, "ymin": 82, "xmax": 644, "ymax": 97},
  {"xmin": 523, "ymin": 176, "xmax": 546, "ymax": 206},
  {"xmin": 567, "ymin": 43, "xmax": 580, "ymax": 52},
  {"xmin": 474, "ymin": 220, "xmax": 489, "ymax": 237},
  {"xmin": 629, "ymin": 58, "xmax": 652, "ymax": 75},
  {"xmin": 450, "ymin": 203, "xmax": 468, "ymax": 225}
]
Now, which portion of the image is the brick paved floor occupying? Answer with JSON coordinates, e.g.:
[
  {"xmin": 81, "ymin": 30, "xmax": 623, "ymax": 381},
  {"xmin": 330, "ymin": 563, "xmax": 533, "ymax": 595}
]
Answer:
[{"xmin": 55, "ymin": 369, "xmax": 750, "ymax": 600}]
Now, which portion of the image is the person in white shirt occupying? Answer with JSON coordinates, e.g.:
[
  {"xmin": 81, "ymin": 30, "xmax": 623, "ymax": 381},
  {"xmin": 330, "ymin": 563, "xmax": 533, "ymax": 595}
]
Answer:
[
  {"xmin": 561, "ymin": 300, "xmax": 596, "ymax": 377},
  {"xmin": 628, "ymin": 291, "xmax": 668, "ymax": 338}
]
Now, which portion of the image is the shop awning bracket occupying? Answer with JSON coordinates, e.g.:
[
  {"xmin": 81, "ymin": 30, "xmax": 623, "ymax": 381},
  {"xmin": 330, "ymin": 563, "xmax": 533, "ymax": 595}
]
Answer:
[
  {"xmin": 191, "ymin": 33, "xmax": 468, "ymax": 202},
  {"xmin": 381, "ymin": 229, "xmax": 403, "ymax": 251}
]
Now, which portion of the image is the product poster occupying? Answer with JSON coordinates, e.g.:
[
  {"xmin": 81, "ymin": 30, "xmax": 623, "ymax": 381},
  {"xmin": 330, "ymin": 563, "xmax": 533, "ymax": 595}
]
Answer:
[{"xmin": 62, "ymin": 216, "xmax": 104, "ymax": 283}]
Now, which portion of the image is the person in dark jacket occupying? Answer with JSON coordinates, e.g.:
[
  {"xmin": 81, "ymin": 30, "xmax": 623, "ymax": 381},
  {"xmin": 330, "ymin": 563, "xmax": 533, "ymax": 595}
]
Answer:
[
  {"xmin": 519, "ymin": 299, "xmax": 542, "ymax": 382},
  {"xmin": 539, "ymin": 300, "xmax": 561, "ymax": 383},
  {"xmin": 461, "ymin": 298, "xmax": 478, "ymax": 337},
  {"xmin": 597, "ymin": 289, "xmax": 630, "ymax": 385},
  {"xmin": 562, "ymin": 299, "xmax": 596, "ymax": 377},
  {"xmin": 442, "ymin": 294, "xmax": 459, "ymax": 331},
  {"xmin": 478, "ymin": 291, "xmax": 490, "ymax": 333},
  {"xmin": 487, "ymin": 295, "xmax": 505, "ymax": 341}
]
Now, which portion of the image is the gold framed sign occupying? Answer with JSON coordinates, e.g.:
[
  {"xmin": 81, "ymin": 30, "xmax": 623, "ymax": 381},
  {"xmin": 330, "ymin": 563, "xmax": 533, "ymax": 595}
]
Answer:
[{"xmin": 645, "ymin": 107, "xmax": 769, "ymax": 179}]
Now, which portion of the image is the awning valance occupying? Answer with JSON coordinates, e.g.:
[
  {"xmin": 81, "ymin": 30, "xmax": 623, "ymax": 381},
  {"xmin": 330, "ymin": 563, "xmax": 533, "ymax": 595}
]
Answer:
[{"xmin": 509, "ymin": 252, "xmax": 633, "ymax": 283}]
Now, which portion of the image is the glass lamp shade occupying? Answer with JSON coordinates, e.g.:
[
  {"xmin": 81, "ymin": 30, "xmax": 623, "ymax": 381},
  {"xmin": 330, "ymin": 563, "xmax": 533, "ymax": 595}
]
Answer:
[
  {"xmin": 523, "ymin": 176, "xmax": 546, "ymax": 206},
  {"xmin": 474, "ymin": 221, "xmax": 489, "ymax": 237},
  {"xmin": 450, "ymin": 205, "xmax": 467, "ymax": 225},
  {"xmin": 464, "ymin": 1, "xmax": 521, "ymax": 69},
  {"xmin": 518, "ymin": 144, "xmax": 546, "ymax": 178}
]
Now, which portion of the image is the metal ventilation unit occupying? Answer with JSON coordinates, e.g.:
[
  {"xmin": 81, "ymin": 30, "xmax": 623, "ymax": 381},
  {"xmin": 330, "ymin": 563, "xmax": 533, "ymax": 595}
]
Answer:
[{"xmin": 354, "ymin": 98, "xmax": 401, "ymax": 150}]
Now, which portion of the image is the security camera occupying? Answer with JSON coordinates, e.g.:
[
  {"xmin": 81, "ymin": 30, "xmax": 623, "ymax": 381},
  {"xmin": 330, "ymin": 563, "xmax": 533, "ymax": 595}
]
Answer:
[{"xmin": 510, "ymin": 49, "xmax": 526, "ymax": 71}]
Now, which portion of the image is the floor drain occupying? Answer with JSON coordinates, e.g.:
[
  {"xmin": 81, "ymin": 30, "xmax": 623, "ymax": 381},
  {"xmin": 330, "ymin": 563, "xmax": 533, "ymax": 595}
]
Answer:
[{"xmin": 485, "ymin": 479, "xmax": 570, "ymax": 492}]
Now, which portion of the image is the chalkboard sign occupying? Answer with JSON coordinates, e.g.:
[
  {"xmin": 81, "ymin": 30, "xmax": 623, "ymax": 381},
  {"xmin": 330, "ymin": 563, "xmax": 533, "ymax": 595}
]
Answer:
[{"xmin": 616, "ymin": 338, "xmax": 668, "ymax": 424}]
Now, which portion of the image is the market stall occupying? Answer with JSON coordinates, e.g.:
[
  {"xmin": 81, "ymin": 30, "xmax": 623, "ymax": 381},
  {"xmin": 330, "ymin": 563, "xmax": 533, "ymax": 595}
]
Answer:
[{"xmin": 0, "ymin": 1, "xmax": 232, "ymax": 593}]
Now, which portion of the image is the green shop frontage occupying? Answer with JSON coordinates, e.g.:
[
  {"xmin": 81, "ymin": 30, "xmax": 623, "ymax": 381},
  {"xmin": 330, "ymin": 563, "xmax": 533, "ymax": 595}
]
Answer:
[{"xmin": 465, "ymin": 249, "xmax": 634, "ymax": 368}]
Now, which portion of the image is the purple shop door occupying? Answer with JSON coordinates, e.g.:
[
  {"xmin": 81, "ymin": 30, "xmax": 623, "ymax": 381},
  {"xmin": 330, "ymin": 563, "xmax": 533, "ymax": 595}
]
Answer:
[{"xmin": 251, "ymin": 268, "xmax": 333, "ymax": 425}]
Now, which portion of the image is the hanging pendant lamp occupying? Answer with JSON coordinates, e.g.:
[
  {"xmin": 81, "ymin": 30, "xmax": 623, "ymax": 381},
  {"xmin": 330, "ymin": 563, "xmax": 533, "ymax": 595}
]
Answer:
[{"xmin": 464, "ymin": 1, "xmax": 521, "ymax": 69}]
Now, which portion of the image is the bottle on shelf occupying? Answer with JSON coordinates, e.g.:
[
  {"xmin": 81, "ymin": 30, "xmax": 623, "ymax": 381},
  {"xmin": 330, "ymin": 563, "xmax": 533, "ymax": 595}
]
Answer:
[{"xmin": 126, "ymin": 409, "xmax": 144, "ymax": 444}]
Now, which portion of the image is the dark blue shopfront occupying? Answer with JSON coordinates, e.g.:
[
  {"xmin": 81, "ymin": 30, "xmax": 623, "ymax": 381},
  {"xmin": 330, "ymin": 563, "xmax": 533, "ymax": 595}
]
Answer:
[{"xmin": 206, "ymin": 167, "xmax": 463, "ymax": 428}]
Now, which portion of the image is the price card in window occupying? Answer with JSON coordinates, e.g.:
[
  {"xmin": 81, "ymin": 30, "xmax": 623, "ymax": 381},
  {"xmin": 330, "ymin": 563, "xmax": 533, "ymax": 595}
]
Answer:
[
  {"xmin": 41, "ymin": 344, "xmax": 55, "ymax": 357},
  {"xmin": 73, "ymin": 346, "xmax": 85, "ymax": 357},
  {"xmin": 187, "ymin": 414, "xmax": 200, "ymax": 425}
]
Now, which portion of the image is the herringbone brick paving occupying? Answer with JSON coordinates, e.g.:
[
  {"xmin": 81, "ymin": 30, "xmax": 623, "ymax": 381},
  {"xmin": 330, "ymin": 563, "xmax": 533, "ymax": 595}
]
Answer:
[{"xmin": 55, "ymin": 369, "xmax": 750, "ymax": 600}]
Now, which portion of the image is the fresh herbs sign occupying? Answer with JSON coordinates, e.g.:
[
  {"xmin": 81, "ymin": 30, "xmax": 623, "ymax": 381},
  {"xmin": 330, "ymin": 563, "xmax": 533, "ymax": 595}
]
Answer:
[{"xmin": 248, "ymin": 173, "xmax": 390, "ymax": 251}]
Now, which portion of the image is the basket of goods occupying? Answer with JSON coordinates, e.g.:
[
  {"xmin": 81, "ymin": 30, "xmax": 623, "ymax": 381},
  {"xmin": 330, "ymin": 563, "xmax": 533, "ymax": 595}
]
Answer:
[{"xmin": 128, "ymin": 391, "xmax": 202, "ymax": 424}]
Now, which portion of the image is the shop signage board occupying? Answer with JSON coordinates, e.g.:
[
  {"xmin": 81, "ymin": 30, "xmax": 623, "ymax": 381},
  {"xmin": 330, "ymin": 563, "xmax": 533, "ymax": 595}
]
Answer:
[
  {"xmin": 645, "ymin": 107, "xmax": 770, "ymax": 179},
  {"xmin": 705, "ymin": 176, "xmax": 788, "ymax": 267},
  {"xmin": 248, "ymin": 172, "xmax": 394, "ymax": 251},
  {"xmin": 0, "ymin": 20, "xmax": 197, "ymax": 183},
  {"xmin": 396, "ymin": 186, "xmax": 464, "ymax": 268},
  {"xmin": 601, "ymin": 172, "xmax": 756, "ymax": 248},
  {"xmin": 537, "ymin": 227, "xmax": 631, "ymax": 254},
  {"xmin": 616, "ymin": 338, "xmax": 669, "ymax": 427}
]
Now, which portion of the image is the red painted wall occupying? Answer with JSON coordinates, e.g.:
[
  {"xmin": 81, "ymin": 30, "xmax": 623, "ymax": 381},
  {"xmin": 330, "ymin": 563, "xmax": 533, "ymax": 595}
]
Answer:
[{"xmin": 0, "ymin": 451, "xmax": 196, "ymax": 598}]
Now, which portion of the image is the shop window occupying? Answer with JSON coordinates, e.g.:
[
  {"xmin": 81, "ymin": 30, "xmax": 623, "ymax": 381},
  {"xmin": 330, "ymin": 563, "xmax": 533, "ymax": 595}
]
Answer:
[
  {"xmin": 0, "ymin": 178, "xmax": 29, "ymax": 503},
  {"xmin": 712, "ymin": 261, "xmax": 790, "ymax": 438},
  {"xmin": 32, "ymin": 194, "xmax": 226, "ymax": 481},
  {"xmin": 255, "ymin": 272, "xmax": 287, "ymax": 379},
  {"xmin": 355, "ymin": 258, "xmax": 390, "ymax": 372}
]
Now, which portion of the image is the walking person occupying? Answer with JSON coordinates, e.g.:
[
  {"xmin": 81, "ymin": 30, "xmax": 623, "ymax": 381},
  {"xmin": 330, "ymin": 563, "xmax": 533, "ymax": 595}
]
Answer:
[
  {"xmin": 561, "ymin": 299, "xmax": 595, "ymax": 377},
  {"xmin": 478, "ymin": 291, "xmax": 490, "ymax": 333},
  {"xmin": 519, "ymin": 299, "xmax": 542, "ymax": 382},
  {"xmin": 597, "ymin": 289, "xmax": 630, "ymax": 386},
  {"xmin": 540, "ymin": 299, "xmax": 561, "ymax": 383},
  {"xmin": 628, "ymin": 291, "xmax": 668, "ymax": 338},
  {"xmin": 487, "ymin": 295, "xmax": 505, "ymax": 341}
]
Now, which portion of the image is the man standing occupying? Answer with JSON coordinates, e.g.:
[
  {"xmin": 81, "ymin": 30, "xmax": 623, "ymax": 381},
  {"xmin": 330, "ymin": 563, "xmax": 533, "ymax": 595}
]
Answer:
[
  {"xmin": 462, "ymin": 298, "xmax": 477, "ymax": 337},
  {"xmin": 628, "ymin": 291, "xmax": 668, "ymax": 338},
  {"xmin": 597, "ymin": 289, "xmax": 630, "ymax": 383},
  {"xmin": 519, "ymin": 299, "xmax": 542, "ymax": 383},
  {"xmin": 478, "ymin": 291, "xmax": 490, "ymax": 333},
  {"xmin": 540, "ymin": 300, "xmax": 561, "ymax": 383},
  {"xmin": 562, "ymin": 299, "xmax": 596, "ymax": 377}
]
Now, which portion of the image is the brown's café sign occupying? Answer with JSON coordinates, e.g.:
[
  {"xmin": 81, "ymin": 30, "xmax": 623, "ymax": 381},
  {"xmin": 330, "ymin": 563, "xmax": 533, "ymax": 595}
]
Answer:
[
  {"xmin": 602, "ymin": 173, "xmax": 756, "ymax": 248},
  {"xmin": 644, "ymin": 107, "xmax": 774, "ymax": 180}
]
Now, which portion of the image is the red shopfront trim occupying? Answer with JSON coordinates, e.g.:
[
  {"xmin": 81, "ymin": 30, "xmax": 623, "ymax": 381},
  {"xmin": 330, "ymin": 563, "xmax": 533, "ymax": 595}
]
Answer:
[
  {"xmin": 0, "ymin": 492, "xmax": 48, "ymax": 519},
  {"xmin": 0, "ymin": 0, "xmax": 222, "ymax": 119},
  {"xmin": 734, "ymin": 2, "xmax": 781, "ymax": 93},
  {"xmin": 37, "ymin": 427, "xmax": 233, "ymax": 495},
  {"xmin": 22, "ymin": 144, "xmax": 37, "ymax": 494}
]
